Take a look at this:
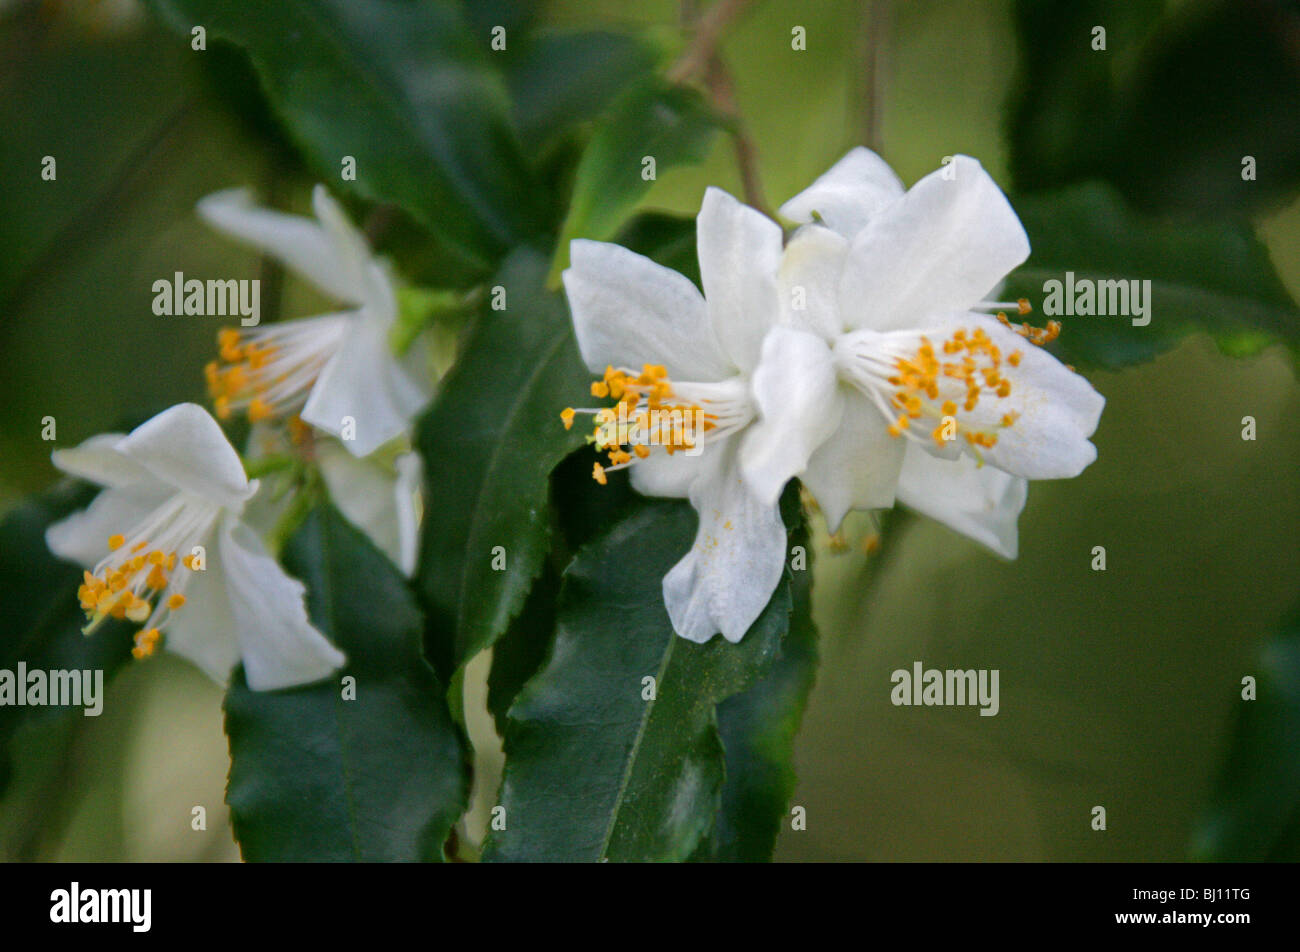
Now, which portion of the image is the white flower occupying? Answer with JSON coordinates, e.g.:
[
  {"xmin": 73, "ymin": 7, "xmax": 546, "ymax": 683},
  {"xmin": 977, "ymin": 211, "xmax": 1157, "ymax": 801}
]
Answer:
[
  {"xmin": 315, "ymin": 441, "xmax": 422, "ymax": 576},
  {"xmin": 45, "ymin": 403, "xmax": 345, "ymax": 690},
  {"xmin": 241, "ymin": 423, "xmax": 423, "ymax": 577},
  {"xmin": 739, "ymin": 148, "xmax": 1105, "ymax": 557},
  {"xmin": 562, "ymin": 188, "xmax": 789, "ymax": 644},
  {"xmin": 198, "ymin": 185, "xmax": 430, "ymax": 457}
]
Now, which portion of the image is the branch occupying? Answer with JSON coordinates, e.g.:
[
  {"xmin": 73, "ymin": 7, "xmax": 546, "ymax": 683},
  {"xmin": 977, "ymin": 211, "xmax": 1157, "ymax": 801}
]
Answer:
[{"xmin": 667, "ymin": 0, "xmax": 756, "ymax": 84}]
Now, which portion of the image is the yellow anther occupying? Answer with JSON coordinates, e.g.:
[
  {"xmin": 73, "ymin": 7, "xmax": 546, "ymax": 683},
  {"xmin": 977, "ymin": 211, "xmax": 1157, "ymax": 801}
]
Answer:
[
  {"xmin": 108, "ymin": 534, "xmax": 125, "ymax": 551},
  {"xmin": 148, "ymin": 550, "xmax": 165, "ymax": 565},
  {"xmin": 560, "ymin": 408, "xmax": 576, "ymax": 430},
  {"xmin": 590, "ymin": 381, "xmax": 609, "ymax": 398},
  {"xmin": 248, "ymin": 397, "xmax": 274, "ymax": 423},
  {"xmin": 167, "ymin": 594, "xmax": 186, "ymax": 610},
  {"xmin": 592, "ymin": 462, "xmax": 607, "ymax": 486},
  {"xmin": 1017, "ymin": 298, "xmax": 1032, "ymax": 315}
]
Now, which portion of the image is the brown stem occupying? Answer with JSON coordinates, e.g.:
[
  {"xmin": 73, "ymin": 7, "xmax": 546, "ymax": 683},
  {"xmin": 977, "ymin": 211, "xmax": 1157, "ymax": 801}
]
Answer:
[
  {"xmin": 667, "ymin": 0, "xmax": 756, "ymax": 84},
  {"xmin": 705, "ymin": 54, "xmax": 770, "ymax": 216},
  {"xmin": 858, "ymin": 0, "xmax": 892, "ymax": 152}
]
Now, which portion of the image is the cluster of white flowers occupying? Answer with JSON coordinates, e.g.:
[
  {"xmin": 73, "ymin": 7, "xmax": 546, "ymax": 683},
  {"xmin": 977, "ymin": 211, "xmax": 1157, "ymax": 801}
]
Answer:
[
  {"xmin": 47, "ymin": 188, "xmax": 428, "ymax": 690},
  {"xmin": 45, "ymin": 149, "xmax": 1104, "ymax": 686},
  {"xmin": 562, "ymin": 148, "xmax": 1105, "ymax": 644}
]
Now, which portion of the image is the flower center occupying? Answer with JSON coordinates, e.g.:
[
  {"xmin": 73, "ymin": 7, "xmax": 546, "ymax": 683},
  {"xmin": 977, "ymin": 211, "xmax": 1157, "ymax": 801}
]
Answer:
[
  {"xmin": 836, "ymin": 325, "xmax": 1023, "ymax": 457},
  {"xmin": 206, "ymin": 317, "xmax": 349, "ymax": 423},
  {"xmin": 76, "ymin": 493, "xmax": 221, "ymax": 660},
  {"xmin": 561, "ymin": 364, "xmax": 752, "ymax": 484}
]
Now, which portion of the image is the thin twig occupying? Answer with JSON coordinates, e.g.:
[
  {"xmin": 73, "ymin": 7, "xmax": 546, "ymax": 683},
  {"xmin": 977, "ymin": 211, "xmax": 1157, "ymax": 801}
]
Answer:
[
  {"xmin": 705, "ymin": 54, "xmax": 770, "ymax": 216},
  {"xmin": 858, "ymin": 0, "xmax": 892, "ymax": 151},
  {"xmin": 667, "ymin": 0, "xmax": 756, "ymax": 84}
]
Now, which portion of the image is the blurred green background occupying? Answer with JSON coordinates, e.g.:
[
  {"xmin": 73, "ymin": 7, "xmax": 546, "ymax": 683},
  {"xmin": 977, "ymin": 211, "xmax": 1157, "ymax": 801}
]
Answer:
[{"xmin": 1, "ymin": 0, "xmax": 1297, "ymax": 861}]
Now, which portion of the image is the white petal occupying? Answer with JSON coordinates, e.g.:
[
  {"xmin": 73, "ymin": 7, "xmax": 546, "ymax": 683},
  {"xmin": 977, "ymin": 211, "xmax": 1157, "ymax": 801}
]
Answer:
[
  {"xmin": 838, "ymin": 155, "xmax": 1030, "ymax": 331},
  {"xmin": 563, "ymin": 239, "xmax": 730, "ymax": 382},
  {"xmin": 301, "ymin": 310, "xmax": 430, "ymax": 457},
  {"xmin": 45, "ymin": 485, "xmax": 173, "ymax": 568},
  {"xmin": 662, "ymin": 438, "xmax": 787, "ymax": 643},
  {"xmin": 955, "ymin": 316, "xmax": 1104, "ymax": 479},
  {"xmin": 393, "ymin": 453, "xmax": 422, "ymax": 577},
  {"xmin": 197, "ymin": 187, "xmax": 369, "ymax": 305},
  {"xmin": 628, "ymin": 449, "xmax": 710, "ymax": 499},
  {"xmin": 895, "ymin": 447, "xmax": 1028, "ymax": 558},
  {"xmin": 116, "ymin": 403, "xmax": 253, "ymax": 511},
  {"xmin": 316, "ymin": 440, "xmax": 417, "ymax": 576},
  {"xmin": 697, "ymin": 187, "xmax": 784, "ymax": 372},
  {"xmin": 49, "ymin": 433, "xmax": 155, "ymax": 490},
  {"xmin": 217, "ymin": 516, "xmax": 346, "ymax": 691},
  {"xmin": 779, "ymin": 147, "xmax": 905, "ymax": 238},
  {"xmin": 740, "ymin": 327, "xmax": 842, "ymax": 506},
  {"xmin": 800, "ymin": 386, "xmax": 906, "ymax": 533},
  {"xmin": 160, "ymin": 544, "xmax": 243, "ymax": 686},
  {"xmin": 778, "ymin": 224, "xmax": 849, "ymax": 339},
  {"xmin": 311, "ymin": 184, "xmax": 380, "ymax": 307}
]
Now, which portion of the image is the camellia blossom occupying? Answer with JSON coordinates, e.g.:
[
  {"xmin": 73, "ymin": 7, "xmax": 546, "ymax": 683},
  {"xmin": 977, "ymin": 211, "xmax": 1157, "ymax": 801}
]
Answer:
[
  {"xmin": 562, "ymin": 188, "xmax": 790, "ymax": 644},
  {"xmin": 45, "ymin": 403, "xmax": 345, "ymax": 690},
  {"xmin": 739, "ymin": 148, "xmax": 1105, "ymax": 558},
  {"xmin": 198, "ymin": 185, "xmax": 430, "ymax": 458}
]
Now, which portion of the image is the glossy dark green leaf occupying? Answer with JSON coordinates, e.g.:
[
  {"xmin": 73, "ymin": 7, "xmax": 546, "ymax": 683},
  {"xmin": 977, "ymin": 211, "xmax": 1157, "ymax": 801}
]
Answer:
[
  {"xmin": 613, "ymin": 211, "xmax": 700, "ymax": 288},
  {"xmin": 1005, "ymin": 0, "xmax": 1163, "ymax": 194},
  {"xmin": 484, "ymin": 498, "xmax": 797, "ymax": 862},
  {"xmin": 695, "ymin": 509, "xmax": 818, "ymax": 862},
  {"xmin": 548, "ymin": 78, "xmax": 721, "ymax": 282},
  {"xmin": 1002, "ymin": 182, "xmax": 1300, "ymax": 370},
  {"xmin": 506, "ymin": 28, "xmax": 663, "ymax": 153},
  {"xmin": 0, "ymin": 481, "xmax": 134, "ymax": 795},
  {"xmin": 224, "ymin": 504, "xmax": 468, "ymax": 861},
  {"xmin": 147, "ymin": 0, "xmax": 544, "ymax": 267},
  {"xmin": 1191, "ymin": 603, "xmax": 1300, "ymax": 861},
  {"xmin": 1007, "ymin": 0, "xmax": 1300, "ymax": 218},
  {"xmin": 486, "ymin": 561, "xmax": 559, "ymax": 737},
  {"xmin": 1102, "ymin": 0, "xmax": 1300, "ymax": 218},
  {"xmin": 415, "ymin": 248, "xmax": 589, "ymax": 679}
]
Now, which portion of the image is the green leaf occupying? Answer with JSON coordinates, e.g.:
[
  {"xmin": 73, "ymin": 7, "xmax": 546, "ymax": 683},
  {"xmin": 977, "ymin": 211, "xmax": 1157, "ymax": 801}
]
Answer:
[
  {"xmin": 612, "ymin": 211, "xmax": 700, "ymax": 287},
  {"xmin": 484, "ymin": 497, "xmax": 797, "ymax": 863},
  {"xmin": 415, "ymin": 248, "xmax": 589, "ymax": 680},
  {"xmin": 1192, "ymin": 603, "xmax": 1300, "ymax": 861},
  {"xmin": 1101, "ymin": 0, "xmax": 1300, "ymax": 218},
  {"xmin": 1007, "ymin": 0, "xmax": 1300, "ymax": 218},
  {"xmin": 0, "ymin": 482, "xmax": 135, "ymax": 796},
  {"xmin": 1005, "ymin": 0, "xmax": 1163, "ymax": 194},
  {"xmin": 1002, "ymin": 182, "xmax": 1300, "ymax": 370},
  {"xmin": 485, "ymin": 561, "xmax": 560, "ymax": 738},
  {"xmin": 548, "ymin": 78, "xmax": 721, "ymax": 285},
  {"xmin": 224, "ymin": 504, "xmax": 468, "ymax": 861},
  {"xmin": 694, "ymin": 515, "xmax": 818, "ymax": 862},
  {"xmin": 146, "ymin": 0, "xmax": 544, "ymax": 267},
  {"xmin": 506, "ymin": 28, "xmax": 664, "ymax": 153}
]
